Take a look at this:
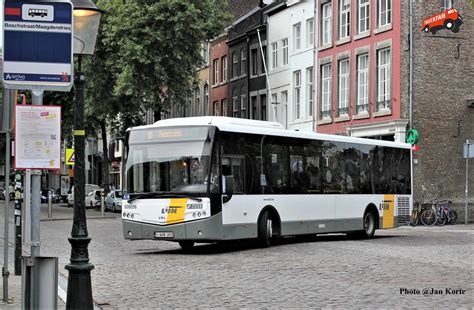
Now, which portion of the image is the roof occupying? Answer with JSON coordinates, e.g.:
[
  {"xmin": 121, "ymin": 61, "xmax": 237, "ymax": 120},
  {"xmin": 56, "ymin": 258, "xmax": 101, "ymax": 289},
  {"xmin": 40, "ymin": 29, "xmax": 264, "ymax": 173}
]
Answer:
[
  {"xmin": 128, "ymin": 117, "xmax": 411, "ymax": 149},
  {"xmin": 228, "ymin": 0, "xmax": 262, "ymax": 22}
]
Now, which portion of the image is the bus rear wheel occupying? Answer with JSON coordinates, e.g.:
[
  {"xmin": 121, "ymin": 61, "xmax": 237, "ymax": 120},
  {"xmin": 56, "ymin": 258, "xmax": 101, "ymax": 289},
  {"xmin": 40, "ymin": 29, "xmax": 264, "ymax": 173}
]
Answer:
[
  {"xmin": 349, "ymin": 210, "xmax": 376, "ymax": 239},
  {"xmin": 179, "ymin": 241, "xmax": 195, "ymax": 251}
]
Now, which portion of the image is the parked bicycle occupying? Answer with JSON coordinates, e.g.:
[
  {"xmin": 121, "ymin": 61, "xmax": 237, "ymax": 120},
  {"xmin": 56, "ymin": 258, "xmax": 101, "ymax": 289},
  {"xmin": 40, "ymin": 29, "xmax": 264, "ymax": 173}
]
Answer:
[
  {"xmin": 420, "ymin": 202, "xmax": 437, "ymax": 226},
  {"xmin": 410, "ymin": 202, "xmax": 423, "ymax": 226},
  {"xmin": 435, "ymin": 200, "xmax": 457, "ymax": 225}
]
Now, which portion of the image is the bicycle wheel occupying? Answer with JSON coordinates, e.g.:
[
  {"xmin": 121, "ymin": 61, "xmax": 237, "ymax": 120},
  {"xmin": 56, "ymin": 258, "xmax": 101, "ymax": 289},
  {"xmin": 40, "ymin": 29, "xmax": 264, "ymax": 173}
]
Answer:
[
  {"xmin": 421, "ymin": 210, "xmax": 437, "ymax": 226},
  {"xmin": 410, "ymin": 209, "xmax": 419, "ymax": 226},
  {"xmin": 449, "ymin": 210, "xmax": 458, "ymax": 225},
  {"xmin": 436, "ymin": 212, "xmax": 447, "ymax": 226}
]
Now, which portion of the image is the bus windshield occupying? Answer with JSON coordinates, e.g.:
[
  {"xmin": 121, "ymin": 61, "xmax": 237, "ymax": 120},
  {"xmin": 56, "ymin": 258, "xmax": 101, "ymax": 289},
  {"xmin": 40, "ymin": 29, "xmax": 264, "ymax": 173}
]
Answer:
[{"xmin": 125, "ymin": 126, "xmax": 218, "ymax": 197}]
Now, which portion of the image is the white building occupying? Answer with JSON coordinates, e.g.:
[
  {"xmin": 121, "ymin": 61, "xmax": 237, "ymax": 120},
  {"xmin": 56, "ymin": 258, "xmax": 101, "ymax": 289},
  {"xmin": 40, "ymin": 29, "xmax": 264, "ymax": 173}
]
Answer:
[
  {"xmin": 265, "ymin": 0, "xmax": 316, "ymax": 132},
  {"xmin": 265, "ymin": 1, "xmax": 291, "ymax": 129}
]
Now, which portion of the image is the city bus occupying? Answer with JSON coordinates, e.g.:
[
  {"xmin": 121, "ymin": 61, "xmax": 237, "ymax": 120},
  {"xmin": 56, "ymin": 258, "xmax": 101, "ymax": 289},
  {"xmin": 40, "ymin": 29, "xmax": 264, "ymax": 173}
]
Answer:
[{"xmin": 122, "ymin": 117, "xmax": 412, "ymax": 249}]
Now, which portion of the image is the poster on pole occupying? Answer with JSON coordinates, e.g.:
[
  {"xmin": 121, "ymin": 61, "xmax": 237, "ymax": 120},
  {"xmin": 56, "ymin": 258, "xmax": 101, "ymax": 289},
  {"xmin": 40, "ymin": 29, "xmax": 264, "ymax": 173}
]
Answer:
[{"xmin": 14, "ymin": 105, "xmax": 61, "ymax": 170}]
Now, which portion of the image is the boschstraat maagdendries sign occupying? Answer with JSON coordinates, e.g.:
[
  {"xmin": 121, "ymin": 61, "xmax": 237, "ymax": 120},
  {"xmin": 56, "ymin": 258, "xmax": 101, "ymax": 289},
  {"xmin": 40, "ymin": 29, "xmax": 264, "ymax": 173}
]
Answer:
[{"xmin": 2, "ymin": 0, "xmax": 73, "ymax": 91}]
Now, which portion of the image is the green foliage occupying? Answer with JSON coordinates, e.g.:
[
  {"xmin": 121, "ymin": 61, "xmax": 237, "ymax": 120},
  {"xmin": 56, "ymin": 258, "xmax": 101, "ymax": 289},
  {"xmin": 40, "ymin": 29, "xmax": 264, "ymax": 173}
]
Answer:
[{"xmin": 83, "ymin": 0, "xmax": 230, "ymax": 137}]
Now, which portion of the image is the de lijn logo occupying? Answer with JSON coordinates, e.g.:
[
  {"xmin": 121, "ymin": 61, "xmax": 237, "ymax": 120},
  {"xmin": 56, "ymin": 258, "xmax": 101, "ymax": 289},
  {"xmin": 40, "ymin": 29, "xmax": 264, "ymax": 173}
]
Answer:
[{"xmin": 422, "ymin": 8, "xmax": 463, "ymax": 34}]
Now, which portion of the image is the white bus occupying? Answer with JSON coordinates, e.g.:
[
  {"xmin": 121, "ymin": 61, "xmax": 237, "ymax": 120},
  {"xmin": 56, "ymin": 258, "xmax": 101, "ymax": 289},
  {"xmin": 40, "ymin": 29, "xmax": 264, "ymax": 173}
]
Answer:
[{"xmin": 122, "ymin": 117, "xmax": 412, "ymax": 249}]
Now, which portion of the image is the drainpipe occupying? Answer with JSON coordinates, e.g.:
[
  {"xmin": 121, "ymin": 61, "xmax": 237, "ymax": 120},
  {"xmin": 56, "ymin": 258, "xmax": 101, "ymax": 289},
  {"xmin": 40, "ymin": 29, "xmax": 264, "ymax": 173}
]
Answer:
[
  {"xmin": 313, "ymin": 1, "xmax": 318, "ymax": 132},
  {"xmin": 409, "ymin": 0, "xmax": 413, "ymax": 129}
]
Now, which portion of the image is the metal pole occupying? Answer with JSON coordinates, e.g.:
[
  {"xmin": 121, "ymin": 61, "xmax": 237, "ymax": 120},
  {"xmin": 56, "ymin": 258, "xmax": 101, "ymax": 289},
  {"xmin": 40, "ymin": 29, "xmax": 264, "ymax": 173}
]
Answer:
[
  {"xmin": 466, "ymin": 140, "xmax": 470, "ymax": 224},
  {"xmin": 409, "ymin": 0, "xmax": 413, "ymax": 129},
  {"xmin": 48, "ymin": 192, "xmax": 52, "ymax": 219},
  {"xmin": 30, "ymin": 90, "xmax": 44, "ymax": 259},
  {"xmin": 3, "ymin": 130, "xmax": 11, "ymax": 303},
  {"xmin": 256, "ymin": 28, "xmax": 275, "ymax": 122},
  {"xmin": 101, "ymin": 194, "xmax": 105, "ymax": 218},
  {"xmin": 66, "ymin": 56, "xmax": 95, "ymax": 309}
]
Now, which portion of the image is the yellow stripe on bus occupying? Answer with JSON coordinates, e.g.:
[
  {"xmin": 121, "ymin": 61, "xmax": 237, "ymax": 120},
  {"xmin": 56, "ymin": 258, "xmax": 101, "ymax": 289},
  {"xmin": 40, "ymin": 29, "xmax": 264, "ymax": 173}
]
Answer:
[
  {"xmin": 166, "ymin": 198, "xmax": 188, "ymax": 225},
  {"xmin": 382, "ymin": 194, "xmax": 395, "ymax": 228}
]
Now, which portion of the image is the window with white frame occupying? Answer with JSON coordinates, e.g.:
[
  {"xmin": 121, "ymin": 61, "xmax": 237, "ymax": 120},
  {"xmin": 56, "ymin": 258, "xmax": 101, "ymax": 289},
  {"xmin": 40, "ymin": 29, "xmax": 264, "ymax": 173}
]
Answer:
[
  {"xmin": 307, "ymin": 67, "xmax": 314, "ymax": 117},
  {"xmin": 272, "ymin": 93, "xmax": 278, "ymax": 121},
  {"xmin": 282, "ymin": 38, "xmax": 289, "ymax": 65},
  {"xmin": 222, "ymin": 99, "xmax": 228, "ymax": 116},
  {"xmin": 232, "ymin": 88, "xmax": 239, "ymax": 118},
  {"xmin": 339, "ymin": 0, "xmax": 351, "ymax": 40},
  {"xmin": 378, "ymin": 0, "xmax": 392, "ymax": 28},
  {"xmin": 377, "ymin": 48, "xmax": 391, "ymax": 111},
  {"xmin": 241, "ymin": 48, "xmax": 247, "ymax": 75},
  {"xmin": 441, "ymin": 0, "xmax": 453, "ymax": 10},
  {"xmin": 356, "ymin": 53, "xmax": 369, "ymax": 114},
  {"xmin": 271, "ymin": 42, "xmax": 278, "ymax": 69},
  {"xmin": 321, "ymin": 2, "xmax": 333, "ymax": 45},
  {"xmin": 251, "ymin": 96, "xmax": 258, "ymax": 119},
  {"xmin": 213, "ymin": 59, "xmax": 219, "ymax": 85},
  {"xmin": 293, "ymin": 70, "xmax": 301, "ymax": 120},
  {"xmin": 204, "ymin": 83, "xmax": 209, "ymax": 115},
  {"xmin": 358, "ymin": 0, "xmax": 370, "ymax": 33},
  {"xmin": 222, "ymin": 56, "xmax": 228, "ymax": 82},
  {"xmin": 320, "ymin": 64, "xmax": 332, "ymax": 119},
  {"xmin": 241, "ymin": 86, "xmax": 247, "ymax": 119},
  {"xmin": 338, "ymin": 59, "xmax": 349, "ymax": 116},
  {"xmin": 232, "ymin": 52, "xmax": 238, "ymax": 78},
  {"xmin": 293, "ymin": 23, "xmax": 301, "ymax": 50},
  {"xmin": 306, "ymin": 18, "xmax": 314, "ymax": 47},
  {"xmin": 213, "ymin": 101, "xmax": 219, "ymax": 116},
  {"xmin": 260, "ymin": 94, "xmax": 267, "ymax": 121}
]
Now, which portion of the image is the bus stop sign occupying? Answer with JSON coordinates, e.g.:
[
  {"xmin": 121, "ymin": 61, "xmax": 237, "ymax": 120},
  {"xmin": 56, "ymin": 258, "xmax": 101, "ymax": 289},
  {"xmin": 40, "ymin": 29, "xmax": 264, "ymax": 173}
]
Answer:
[
  {"xmin": 3, "ymin": 0, "xmax": 73, "ymax": 91},
  {"xmin": 406, "ymin": 129, "xmax": 419, "ymax": 145}
]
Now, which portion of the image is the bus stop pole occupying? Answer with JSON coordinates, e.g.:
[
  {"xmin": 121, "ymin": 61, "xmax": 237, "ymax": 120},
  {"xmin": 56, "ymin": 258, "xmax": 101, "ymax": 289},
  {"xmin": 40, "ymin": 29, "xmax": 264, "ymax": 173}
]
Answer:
[{"xmin": 466, "ymin": 140, "xmax": 470, "ymax": 225}]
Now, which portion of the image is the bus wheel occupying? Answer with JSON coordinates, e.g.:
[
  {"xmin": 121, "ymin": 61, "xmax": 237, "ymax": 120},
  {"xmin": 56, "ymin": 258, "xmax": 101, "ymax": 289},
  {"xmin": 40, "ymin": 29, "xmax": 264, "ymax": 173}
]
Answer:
[
  {"xmin": 362, "ymin": 210, "xmax": 376, "ymax": 238},
  {"xmin": 179, "ymin": 241, "xmax": 195, "ymax": 251},
  {"xmin": 258, "ymin": 210, "xmax": 273, "ymax": 248}
]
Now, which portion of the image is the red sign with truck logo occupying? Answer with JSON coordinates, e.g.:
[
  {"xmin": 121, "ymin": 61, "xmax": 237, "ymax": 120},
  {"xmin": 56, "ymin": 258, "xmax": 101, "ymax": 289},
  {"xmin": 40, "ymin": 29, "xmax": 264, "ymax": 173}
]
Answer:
[{"xmin": 422, "ymin": 8, "xmax": 463, "ymax": 34}]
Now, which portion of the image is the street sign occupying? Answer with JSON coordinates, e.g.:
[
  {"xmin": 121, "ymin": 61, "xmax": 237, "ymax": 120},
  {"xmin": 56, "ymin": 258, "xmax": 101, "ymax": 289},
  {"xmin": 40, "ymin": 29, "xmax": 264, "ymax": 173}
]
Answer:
[
  {"xmin": 14, "ymin": 105, "xmax": 62, "ymax": 170},
  {"xmin": 2, "ymin": 0, "xmax": 73, "ymax": 91},
  {"xmin": 65, "ymin": 148, "xmax": 75, "ymax": 165},
  {"xmin": 406, "ymin": 129, "xmax": 419, "ymax": 145}
]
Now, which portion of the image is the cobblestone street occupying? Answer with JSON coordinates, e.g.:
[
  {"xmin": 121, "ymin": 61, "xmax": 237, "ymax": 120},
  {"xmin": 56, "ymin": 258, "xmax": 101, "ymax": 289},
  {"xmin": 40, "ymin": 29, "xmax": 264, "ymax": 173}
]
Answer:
[{"xmin": 0, "ymin": 202, "xmax": 473, "ymax": 308}]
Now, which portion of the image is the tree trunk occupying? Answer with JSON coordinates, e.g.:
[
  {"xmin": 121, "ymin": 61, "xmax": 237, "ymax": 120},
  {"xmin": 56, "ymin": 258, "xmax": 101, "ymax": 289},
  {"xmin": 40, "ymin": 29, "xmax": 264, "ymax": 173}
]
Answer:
[{"xmin": 100, "ymin": 120, "xmax": 110, "ymax": 193}]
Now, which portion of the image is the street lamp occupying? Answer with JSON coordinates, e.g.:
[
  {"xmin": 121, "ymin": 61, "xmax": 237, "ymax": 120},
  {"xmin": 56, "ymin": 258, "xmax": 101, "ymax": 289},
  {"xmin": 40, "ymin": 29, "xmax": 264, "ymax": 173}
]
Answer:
[{"xmin": 66, "ymin": 0, "xmax": 103, "ymax": 308}]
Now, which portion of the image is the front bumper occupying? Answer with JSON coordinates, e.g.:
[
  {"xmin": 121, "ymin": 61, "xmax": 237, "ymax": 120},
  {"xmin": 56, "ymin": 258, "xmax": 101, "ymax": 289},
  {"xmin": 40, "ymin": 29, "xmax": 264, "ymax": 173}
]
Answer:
[{"xmin": 123, "ymin": 213, "xmax": 224, "ymax": 241}]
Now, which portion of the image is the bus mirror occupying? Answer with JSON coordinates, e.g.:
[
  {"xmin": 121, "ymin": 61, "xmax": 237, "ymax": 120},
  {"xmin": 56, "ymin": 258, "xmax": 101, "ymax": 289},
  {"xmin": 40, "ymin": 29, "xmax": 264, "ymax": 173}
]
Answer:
[{"xmin": 224, "ymin": 176, "xmax": 233, "ymax": 199}]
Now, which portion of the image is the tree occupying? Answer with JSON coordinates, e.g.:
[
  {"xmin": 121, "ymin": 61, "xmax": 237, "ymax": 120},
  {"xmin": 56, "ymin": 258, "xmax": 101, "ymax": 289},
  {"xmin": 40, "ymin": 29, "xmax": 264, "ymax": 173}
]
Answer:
[{"xmin": 82, "ymin": 0, "xmax": 230, "ymax": 188}]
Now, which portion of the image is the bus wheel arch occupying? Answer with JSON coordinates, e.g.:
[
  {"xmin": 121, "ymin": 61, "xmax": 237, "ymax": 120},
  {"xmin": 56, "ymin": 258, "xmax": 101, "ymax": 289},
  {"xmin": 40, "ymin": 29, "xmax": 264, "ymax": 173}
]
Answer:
[
  {"xmin": 257, "ymin": 206, "xmax": 281, "ymax": 247},
  {"xmin": 363, "ymin": 204, "xmax": 379, "ymax": 237}
]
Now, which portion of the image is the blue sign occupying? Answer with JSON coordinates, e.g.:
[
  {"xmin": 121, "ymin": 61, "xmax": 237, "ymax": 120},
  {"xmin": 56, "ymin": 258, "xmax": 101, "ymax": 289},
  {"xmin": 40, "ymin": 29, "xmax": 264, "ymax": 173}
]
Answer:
[{"xmin": 2, "ymin": 0, "xmax": 73, "ymax": 91}]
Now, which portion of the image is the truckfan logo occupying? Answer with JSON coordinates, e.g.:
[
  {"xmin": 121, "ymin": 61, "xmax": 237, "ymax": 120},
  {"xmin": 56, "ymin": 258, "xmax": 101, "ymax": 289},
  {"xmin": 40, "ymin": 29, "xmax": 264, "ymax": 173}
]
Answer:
[{"xmin": 422, "ymin": 8, "xmax": 463, "ymax": 34}]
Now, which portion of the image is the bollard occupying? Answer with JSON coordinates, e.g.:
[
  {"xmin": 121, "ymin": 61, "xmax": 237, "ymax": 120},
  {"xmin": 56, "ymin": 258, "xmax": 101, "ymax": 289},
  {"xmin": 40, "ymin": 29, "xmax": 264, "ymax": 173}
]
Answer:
[
  {"xmin": 101, "ymin": 195, "xmax": 105, "ymax": 217},
  {"xmin": 48, "ymin": 192, "xmax": 52, "ymax": 219}
]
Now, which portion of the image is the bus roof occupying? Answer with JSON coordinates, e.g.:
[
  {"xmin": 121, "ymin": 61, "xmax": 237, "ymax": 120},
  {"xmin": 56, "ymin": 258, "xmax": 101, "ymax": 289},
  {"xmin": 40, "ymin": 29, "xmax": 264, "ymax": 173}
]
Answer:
[{"xmin": 128, "ymin": 116, "xmax": 411, "ymax": 149}]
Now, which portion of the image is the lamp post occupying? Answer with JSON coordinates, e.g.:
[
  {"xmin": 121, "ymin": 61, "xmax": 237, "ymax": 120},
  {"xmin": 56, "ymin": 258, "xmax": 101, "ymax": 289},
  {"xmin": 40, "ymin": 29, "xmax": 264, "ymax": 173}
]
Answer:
[{"xmin": 66, "ymin": 0, "xmax": 103, "ymax": 308}]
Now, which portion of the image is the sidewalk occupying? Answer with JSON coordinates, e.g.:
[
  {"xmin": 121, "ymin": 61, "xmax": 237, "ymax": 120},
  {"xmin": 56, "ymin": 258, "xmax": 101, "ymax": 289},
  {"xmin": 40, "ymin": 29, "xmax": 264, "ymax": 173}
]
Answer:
[
  {"xmin": 0, "ymin": 201, "xmax": 115, "ymax": 309},
  {"xmin": 0, "ymin": 274, "xmax": 66, "ymax": 309}
]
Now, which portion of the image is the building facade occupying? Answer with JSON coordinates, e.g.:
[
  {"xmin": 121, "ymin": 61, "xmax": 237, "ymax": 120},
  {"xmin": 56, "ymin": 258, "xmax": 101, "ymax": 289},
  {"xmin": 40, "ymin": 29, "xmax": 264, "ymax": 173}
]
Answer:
[
  {"xmin": 210, "ymin": 35, "xmax": 230, "ymax": 116},
  {"xmin": 315, "ymin": 0, "xmax": 407, "ymax": 142},
  {"xmin": 288, "ymin": 0, "xmax": 316, "ymax": 131},
  {"xmin": 406, "ymin": 0, "xmax": 473, "ymax": 218}
]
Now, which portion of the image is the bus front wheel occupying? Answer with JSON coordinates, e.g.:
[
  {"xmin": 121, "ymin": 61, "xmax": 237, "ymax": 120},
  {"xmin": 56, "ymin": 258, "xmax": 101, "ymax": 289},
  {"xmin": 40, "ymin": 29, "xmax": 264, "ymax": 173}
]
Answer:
[{"xmin": 258, "ymin": 210, "xmax": 273, "ymax": 248}]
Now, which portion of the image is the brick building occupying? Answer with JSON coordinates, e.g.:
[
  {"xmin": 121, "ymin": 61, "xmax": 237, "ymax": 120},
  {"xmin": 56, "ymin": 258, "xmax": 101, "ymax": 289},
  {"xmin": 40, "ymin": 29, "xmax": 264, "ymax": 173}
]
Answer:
[
  {"xmin": 406, "ymin": 0, "xmax": 473, "ymax": 219},
  {"xmin": 315, "ymin": 0, "xmax": 407, "ymax": 142}
]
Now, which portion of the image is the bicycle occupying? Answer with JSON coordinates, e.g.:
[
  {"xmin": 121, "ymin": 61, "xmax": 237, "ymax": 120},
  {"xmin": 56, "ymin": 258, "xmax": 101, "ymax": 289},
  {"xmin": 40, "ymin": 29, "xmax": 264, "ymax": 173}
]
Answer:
[
  {"xmin": 420, "ymin": 202, "xmax": 437, "ymax": 226},
  {"xmin": 411, "ymin": 202, "xmax": 423, "ymax": 226},
  {"xmin": 436, "ymin": 200, "xmax": 458, "ymax": 225}
]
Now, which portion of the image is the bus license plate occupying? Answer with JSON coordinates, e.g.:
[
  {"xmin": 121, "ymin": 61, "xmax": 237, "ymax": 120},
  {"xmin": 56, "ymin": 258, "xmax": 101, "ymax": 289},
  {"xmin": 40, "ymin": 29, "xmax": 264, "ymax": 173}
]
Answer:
[{"xmin": 155, "ymin": 232, "xmax": 174, "ymax": 238}]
